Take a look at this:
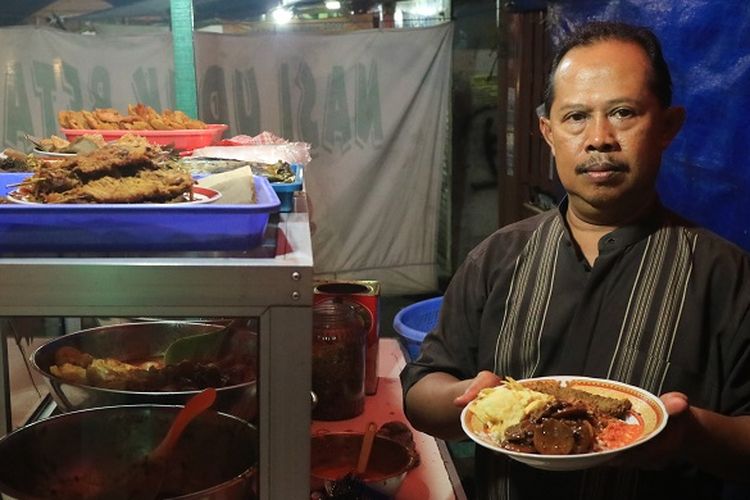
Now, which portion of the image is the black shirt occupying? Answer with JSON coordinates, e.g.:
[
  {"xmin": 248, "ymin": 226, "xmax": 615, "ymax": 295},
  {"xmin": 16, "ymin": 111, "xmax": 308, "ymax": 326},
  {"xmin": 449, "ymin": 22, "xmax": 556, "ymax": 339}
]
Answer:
[{"xmin": 401, "ymin": 201, "xmax": 750, "ymax": 499}]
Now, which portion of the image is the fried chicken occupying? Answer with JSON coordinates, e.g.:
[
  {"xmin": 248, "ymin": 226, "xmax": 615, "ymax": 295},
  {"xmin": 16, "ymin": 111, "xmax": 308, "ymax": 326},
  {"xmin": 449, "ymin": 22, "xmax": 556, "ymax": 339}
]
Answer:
[
  {"xmin": 17, "ymin": 139, "xmax": 194, "ymax": 204},
  {"xmin": 59, "ymin": 104, "xmax": 207, "ymax": 130},
  {"xmin": 44, "ymin": 169, "xmax": 194, "ymax": 204}
]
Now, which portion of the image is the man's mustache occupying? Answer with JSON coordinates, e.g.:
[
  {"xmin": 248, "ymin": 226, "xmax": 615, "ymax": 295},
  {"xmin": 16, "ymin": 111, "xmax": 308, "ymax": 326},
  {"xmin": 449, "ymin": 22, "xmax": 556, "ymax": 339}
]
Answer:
[{"xmin": 575, "ymin": 157, "xmax": 629, "ymax": 174}]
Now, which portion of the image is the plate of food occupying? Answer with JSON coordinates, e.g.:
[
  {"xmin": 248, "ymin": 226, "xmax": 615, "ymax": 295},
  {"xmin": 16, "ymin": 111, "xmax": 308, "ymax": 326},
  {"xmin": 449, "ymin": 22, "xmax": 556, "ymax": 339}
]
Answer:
[
  {"xmin": 460, "ymin": 376, "xmax": 668, "ymax": 471},
  {"xmin": 6, "ymin": 185, "xmax": 221, "ymax": 205}
]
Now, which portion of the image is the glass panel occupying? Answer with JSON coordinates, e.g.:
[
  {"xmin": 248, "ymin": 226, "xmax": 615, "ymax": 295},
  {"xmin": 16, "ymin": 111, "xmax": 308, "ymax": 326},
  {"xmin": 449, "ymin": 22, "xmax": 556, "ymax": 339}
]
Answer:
[{"xmin": 0, "ymin": 315, "xmax": 260, "ymax": 499}]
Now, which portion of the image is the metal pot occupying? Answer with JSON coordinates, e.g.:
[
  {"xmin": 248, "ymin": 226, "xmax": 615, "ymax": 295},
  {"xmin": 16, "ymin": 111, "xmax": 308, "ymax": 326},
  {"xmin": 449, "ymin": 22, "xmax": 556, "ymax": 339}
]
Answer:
[
  {"xmin": 31, "ymin": 321, "xmax": 257, "ymax": 421},
  {"xmin": 0, "ymin": 405, "xmax": 258, "ymax": 499}
]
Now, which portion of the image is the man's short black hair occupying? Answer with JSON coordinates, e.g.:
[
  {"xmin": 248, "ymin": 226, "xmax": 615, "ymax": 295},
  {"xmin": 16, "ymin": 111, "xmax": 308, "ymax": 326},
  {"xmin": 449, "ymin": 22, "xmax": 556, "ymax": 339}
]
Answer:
[{"xmin": 543, "ymin": 21, "xmax": 673, "ymax": 117}]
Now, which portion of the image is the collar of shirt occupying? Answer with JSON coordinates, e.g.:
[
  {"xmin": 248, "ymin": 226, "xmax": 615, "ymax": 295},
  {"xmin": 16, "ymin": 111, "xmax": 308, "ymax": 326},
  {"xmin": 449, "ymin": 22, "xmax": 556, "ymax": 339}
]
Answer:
[{"xmin": 555, "ymin": 196, "xmax": 667, "ymax": 257}]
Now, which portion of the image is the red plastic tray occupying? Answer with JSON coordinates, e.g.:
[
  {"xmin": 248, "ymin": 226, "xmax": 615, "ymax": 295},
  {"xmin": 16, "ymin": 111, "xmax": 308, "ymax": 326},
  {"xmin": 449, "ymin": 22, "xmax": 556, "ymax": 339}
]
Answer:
[{"xmin": 60, "ymin": 124, "xmax": 228, "ymax": 151}]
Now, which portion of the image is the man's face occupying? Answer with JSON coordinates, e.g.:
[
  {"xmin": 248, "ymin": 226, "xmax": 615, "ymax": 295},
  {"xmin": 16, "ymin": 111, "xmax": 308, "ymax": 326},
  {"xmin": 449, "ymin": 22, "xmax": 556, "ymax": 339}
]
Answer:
[{"xmin": 540, "ymin": 39, "xmax": 684, "ymax": 224}]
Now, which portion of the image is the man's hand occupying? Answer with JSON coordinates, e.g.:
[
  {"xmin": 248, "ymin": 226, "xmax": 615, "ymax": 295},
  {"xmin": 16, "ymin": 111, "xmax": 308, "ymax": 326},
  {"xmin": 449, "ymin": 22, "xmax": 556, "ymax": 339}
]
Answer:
[
  {"xmin": 612, "ymin": 392, "xmax": 750, "ymax": 481},
  {"xmin": 453, "ymin": 370, "xmax": 503, "ymax": 407},
  {"xmin": 405, "ymin": 370, "xmax": 502, "ymax": 440}
]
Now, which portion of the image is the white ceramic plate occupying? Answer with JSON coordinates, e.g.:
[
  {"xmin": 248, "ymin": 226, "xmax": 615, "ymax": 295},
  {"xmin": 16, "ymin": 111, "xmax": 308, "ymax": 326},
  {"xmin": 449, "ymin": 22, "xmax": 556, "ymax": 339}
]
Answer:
[
  {"xmin": 6, "ymin": 185, "xmax": 221, "ymax": 205},
  {"xmin": 460, "ymin": 376, "xmax": 668, "ymax": 471}
]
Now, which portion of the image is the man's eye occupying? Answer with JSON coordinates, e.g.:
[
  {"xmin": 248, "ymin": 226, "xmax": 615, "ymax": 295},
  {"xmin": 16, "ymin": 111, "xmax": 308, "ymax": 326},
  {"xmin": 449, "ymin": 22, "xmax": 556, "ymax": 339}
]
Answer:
[
  {"xmin": 565, "ymin": 112, "xmax": 586, "ymax": 122},
  {"xmin": 612, "ymin": 108, "xmax": 634, "ymax": 119}
]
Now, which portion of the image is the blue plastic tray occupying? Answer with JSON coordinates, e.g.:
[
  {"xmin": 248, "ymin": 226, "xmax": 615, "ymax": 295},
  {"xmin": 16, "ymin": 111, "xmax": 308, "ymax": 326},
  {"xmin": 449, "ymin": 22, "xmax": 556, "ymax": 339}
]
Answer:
[{"xmin": 0, "ymin": 173, "xmax": 280, "ymax": 252}]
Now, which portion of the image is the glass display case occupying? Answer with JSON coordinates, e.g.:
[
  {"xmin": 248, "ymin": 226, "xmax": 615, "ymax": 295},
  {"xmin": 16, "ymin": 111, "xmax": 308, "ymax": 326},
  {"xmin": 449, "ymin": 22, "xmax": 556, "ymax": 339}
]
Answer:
[{"xmin": 0, "ymin": 212, "xmax": 314, "ymax": 499}]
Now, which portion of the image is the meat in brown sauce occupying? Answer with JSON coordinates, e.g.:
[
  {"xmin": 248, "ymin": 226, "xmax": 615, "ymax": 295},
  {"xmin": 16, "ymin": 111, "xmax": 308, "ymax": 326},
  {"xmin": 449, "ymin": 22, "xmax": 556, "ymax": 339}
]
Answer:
[
  {"xmin": 501, "ymin": 390, "xmax": 630, "ymax": 455},
  {"xmin": 502, "ymin": 399, "xmax": 607, "ymax": 455}
]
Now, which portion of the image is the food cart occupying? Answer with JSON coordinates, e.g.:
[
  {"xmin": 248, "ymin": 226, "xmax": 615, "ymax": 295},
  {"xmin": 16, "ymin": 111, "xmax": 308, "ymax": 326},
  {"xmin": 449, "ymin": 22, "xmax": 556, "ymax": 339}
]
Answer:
[{"xmin": 0, "ymin": 204, "xmax": 314, "ymax": 499}]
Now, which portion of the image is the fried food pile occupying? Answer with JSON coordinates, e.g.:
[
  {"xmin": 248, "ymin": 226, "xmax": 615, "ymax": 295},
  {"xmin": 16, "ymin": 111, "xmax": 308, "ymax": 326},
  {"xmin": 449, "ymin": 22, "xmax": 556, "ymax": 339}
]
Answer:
[
  {"xmin": 50, "ymin": 344, "xmax": 256, "ymax": 392},
  {"xmin": 469, "ymin": 378, "xmax": 639, "ymax": 455},
  {"xmin": 58, "ymin": 103, "xmax": 207, "ymax": 130},
  {"xmin": 15, "ymin": 134, "xmax": 195, "ymax": 204}
]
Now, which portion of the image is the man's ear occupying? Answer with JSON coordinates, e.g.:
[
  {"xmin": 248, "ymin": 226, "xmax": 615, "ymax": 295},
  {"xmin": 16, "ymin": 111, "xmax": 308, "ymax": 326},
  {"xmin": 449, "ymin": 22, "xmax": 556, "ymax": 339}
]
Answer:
[
  {"xmin": 660, "ymin": 106, "xmax": 686, "ymax": 149},
  {"xmin": 539, "ymin": 116, "xmax": 555, "ymax": 156}
]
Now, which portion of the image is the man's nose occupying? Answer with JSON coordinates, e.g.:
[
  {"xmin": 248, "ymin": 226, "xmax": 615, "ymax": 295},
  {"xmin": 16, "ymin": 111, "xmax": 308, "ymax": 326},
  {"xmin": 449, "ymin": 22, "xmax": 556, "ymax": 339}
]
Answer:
[{"xmin": 585, "ymin": 116, "xmax": 617, "ymax": 152}]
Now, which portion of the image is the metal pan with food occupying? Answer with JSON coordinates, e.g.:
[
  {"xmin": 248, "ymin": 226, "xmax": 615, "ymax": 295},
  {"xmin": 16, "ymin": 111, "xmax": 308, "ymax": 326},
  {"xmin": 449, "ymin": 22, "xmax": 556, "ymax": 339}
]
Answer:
[
  {"xmin": 0, "ymin": 405, "xmax": 258, "ymax": 500},
  {"xmin": 31, "ymin": 321, "xmax": 258, "ymax": 421},
  {"xmin": 461, "ymin": 376, "xmax": 668, "ymax": 471}
]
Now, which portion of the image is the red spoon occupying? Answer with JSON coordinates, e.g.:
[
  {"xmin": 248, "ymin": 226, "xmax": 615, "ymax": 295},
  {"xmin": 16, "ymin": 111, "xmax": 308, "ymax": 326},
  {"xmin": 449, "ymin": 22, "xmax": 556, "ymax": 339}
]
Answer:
[
  {"xmin": 121, "ymin": 388, "xmax": 218, "ymax": 499},
  {"xmin": 150, "ymin": 387, "xmax": 218, "ymax": 461}
]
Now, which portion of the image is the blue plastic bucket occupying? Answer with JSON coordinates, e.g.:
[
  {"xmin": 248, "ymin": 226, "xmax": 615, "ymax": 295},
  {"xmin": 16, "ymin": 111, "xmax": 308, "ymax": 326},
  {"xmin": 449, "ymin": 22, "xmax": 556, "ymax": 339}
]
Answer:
[{"xmin": 393, "ymin": 296, "xmax": 443, "ymax": 360}]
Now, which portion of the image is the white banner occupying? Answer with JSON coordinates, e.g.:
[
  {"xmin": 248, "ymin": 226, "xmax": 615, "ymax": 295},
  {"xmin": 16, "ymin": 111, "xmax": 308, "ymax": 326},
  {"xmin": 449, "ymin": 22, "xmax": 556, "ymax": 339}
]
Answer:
[
  {"xmin": 0, "ymin": 27, "xmax": 174, "ymax": 144},
  {"xmin": 194, "ymin": 26, "xmax": 452, "ymax": 294},
  {"xmin": 0, "ymin": 25, "xmax": 452, "ymax": 295}
]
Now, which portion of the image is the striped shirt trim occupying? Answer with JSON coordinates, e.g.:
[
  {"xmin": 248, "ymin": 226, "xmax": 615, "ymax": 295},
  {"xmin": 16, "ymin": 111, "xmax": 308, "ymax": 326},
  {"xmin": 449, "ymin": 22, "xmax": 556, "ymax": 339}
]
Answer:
[
  {"xmin": 495, "ymin": 216, "xmax": 564, "ymax": 378},
  {"xmin": 608, "ymin": 226, "xmax": 697, "ymax": 393}
]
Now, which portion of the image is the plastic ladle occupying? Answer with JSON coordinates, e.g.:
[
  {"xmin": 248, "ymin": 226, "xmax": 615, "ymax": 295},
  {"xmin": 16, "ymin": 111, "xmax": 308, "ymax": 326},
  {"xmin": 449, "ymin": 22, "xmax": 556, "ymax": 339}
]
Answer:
[
  {"xmin": 150, "ymin": 386, "xmax": 218, "ymax": 461},
  {"xmin": 356, "ymin": 421, "xmax": 378, "ymax": 475},
  {"xmin": 327, "ymin": 422, "xmax": 381, "ymax": 498},
  {"xmin": 123, "ymin": 387, "xmax": 218, "ymax": 499}
]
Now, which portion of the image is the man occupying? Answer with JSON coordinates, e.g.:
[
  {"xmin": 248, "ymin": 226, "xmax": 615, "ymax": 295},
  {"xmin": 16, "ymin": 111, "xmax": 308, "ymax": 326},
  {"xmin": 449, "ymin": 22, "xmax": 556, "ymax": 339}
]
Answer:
[{"xmin": 401, "ymin": 21, "xmax": 750, "ymax": 499}]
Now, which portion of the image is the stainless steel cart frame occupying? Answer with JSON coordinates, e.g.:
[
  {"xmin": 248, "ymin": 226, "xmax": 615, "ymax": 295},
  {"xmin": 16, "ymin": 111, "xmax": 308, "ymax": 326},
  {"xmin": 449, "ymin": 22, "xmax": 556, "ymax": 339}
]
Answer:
[{"xmin": 0, "ymin": 212, "xmax": 314, "ymax": 500}]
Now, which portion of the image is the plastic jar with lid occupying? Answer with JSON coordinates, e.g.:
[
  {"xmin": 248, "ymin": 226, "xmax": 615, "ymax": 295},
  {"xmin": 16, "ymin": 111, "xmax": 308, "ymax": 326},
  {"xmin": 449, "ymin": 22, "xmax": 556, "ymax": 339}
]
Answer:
[{"xmin": 311, "ymin": 299, "xmax": 366, "ymax": 420}]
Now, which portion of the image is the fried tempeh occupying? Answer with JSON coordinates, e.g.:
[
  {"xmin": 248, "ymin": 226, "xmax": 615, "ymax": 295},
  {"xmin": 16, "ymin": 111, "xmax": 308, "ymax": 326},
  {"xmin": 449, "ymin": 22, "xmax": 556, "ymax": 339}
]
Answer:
[{"xmin": 523, "ymin": 380, "xmax": 632, "ymax": 418}]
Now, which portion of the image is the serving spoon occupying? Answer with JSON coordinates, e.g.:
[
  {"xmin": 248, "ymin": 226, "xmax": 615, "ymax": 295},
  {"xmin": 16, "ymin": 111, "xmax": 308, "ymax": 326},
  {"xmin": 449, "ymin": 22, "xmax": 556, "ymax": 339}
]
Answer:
[
  {"xmin": 356, "ymin": 421, "xmax": 378, "ymax": 475},
  {"xmin": 327, "ymin": 422, "xmax": 383, "ymax": 498},
  {"xmin": 150, "ymin": 387, "xmax": 218, "ymax": 462},
  {"xmin": 114, "ymin": 387, "xmax": 218, "ymax": 499}
]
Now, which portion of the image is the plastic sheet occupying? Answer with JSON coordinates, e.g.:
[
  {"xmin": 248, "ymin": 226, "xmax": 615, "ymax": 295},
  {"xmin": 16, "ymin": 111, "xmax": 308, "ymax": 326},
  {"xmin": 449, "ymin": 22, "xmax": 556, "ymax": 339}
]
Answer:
[
  {"xmin": 548, "ymin": 1, "xmax": 750, "ymax": 249},
  {"xmin": 191, "ymin": 144, "xmax": 312, "ymax": 166},
  {"xmin": 191, "ymin": 132, "xmax": 312, "ymax": 167}
]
